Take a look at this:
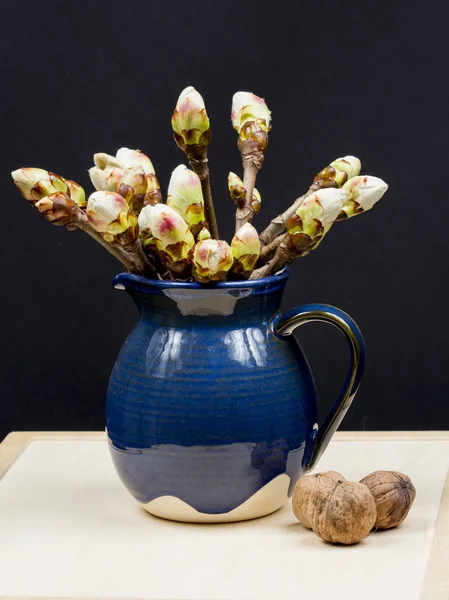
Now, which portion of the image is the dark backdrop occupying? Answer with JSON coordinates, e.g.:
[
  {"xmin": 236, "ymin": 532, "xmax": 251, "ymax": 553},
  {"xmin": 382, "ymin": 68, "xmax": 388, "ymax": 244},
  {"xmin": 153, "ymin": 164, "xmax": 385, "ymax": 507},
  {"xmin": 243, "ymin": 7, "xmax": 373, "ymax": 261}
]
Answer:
[{"xmin": 1, "ymin": 0, "xmax": 448, "ymax": 441}]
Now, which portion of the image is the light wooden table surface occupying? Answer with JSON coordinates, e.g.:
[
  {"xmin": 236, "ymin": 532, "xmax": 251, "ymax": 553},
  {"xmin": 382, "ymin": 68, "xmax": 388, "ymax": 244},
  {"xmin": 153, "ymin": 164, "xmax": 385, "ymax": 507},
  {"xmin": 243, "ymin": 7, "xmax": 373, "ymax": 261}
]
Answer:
[{"xmin": 0, "ymin": 431, "xmax": 448, "ymax": 600}]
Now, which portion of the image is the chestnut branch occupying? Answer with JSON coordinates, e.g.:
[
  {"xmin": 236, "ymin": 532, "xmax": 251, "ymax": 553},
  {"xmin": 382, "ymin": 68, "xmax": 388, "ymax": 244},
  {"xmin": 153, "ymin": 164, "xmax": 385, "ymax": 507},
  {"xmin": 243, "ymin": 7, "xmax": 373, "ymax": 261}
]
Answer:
[
  {"xmin": 188, "ymin": 149, "xmax": 219, "ymax": 240},
  {"xmin": 258, "ymin": 185, "xmax": 319, "ymax": 247},
  {"xmin": 11, "ymin": 89, "xmax": 389, "ymax": 284},
  {"xmin": 76, "ymin": 210, "xmax": 149, "ymax": 273}
]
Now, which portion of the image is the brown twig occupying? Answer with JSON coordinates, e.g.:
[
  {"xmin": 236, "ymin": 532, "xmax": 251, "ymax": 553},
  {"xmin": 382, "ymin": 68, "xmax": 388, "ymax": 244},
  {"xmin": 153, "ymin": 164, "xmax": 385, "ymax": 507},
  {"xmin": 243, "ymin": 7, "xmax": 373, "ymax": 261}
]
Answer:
[
  {"xmin": 259, "ymin": 233, "xmax": 284, "ymax": 263},
  {"xmin": 249, "ymin": 260, "xmax": 280, "ymax": 280},
  {"xmin": 250, "ymin": 233, "xmax": 314, "ymax": 280},
  {"xmin": 126, "ymin": 240, "xmax": 157, "ymax": 275},
  {"xmin": 235, "ymin": 164, "xmax": 257, "ymax": 231},
  {"xmin": 235, "ymin": 140, "xmax": 264, "ymax": 232},
  {"xmin": 189, "ymin": 149, "xmax": 219, "ymax": 240},
  {"xmin": 229, "ymin": 176, "xmax": 249, "ymax": 231},
  {"xmin": 76, "ymin": 211, "xmax": 149, "ymax": 274},
  {"xmin": 250, "ymin": 235, "xmax": 288, "ymax": 279}
]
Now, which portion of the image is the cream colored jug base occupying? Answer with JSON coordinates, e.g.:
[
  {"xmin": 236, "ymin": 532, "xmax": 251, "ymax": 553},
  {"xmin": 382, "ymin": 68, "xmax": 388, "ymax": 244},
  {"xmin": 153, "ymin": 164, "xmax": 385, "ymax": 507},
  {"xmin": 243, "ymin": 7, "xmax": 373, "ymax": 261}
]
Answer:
[{"xmin": 141, "ymin": 473, "xmax": 291, "ymax": 523}]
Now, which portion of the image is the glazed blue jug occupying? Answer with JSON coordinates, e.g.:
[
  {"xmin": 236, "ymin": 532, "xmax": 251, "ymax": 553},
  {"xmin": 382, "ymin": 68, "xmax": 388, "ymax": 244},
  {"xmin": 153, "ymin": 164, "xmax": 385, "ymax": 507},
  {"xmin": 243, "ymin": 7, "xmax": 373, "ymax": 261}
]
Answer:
[{"xmin": 106, "ymin": 268, "xmax": 364, "ymax": 522}]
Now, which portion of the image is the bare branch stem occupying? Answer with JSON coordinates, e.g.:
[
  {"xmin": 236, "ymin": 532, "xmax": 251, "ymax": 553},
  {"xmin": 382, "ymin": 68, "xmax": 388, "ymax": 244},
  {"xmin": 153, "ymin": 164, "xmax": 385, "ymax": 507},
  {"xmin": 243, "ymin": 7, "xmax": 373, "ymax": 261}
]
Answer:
[
  {"xmin": 259, "ymin": 233, "xmax": 284, "ymax": 263},
  {"xmin": 189, "ymin": 150, "xmax": 219, "ymax": 240},
  {"xmin": 76, "ymin": 211, "xmax": 149, "ymax": 275},
  {"xmin": 250, "ymin": 233, "xmax": 312, "ymax": 279},
  {"xmin": 235, "ymin": 163, "xmax": 258, "ymax": 231},
  {"xmin": 126, "ymin": 240, "xmax": 157, "ymax": 275},
  {"xmin": 250, "ymin": 236, "xmax": 287, "ymax": 280},
  {"xmin": 249, "ymin": 259, "xmax": 281, "ymax": 280}
]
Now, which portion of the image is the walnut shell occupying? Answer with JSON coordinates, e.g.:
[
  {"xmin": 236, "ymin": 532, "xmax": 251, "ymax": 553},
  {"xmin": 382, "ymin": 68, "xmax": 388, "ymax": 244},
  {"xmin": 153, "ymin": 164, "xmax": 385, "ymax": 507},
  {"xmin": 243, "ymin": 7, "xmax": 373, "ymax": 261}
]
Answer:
[
  {"xmin": 360, "ymin": 470, "xmax": 416, "ymax": 530},
  {"xmin": 310, "ymin": 480, "xmax": 377, "ymax": 545},
  {"xmin": 292, "ymin": 471, "xmax": 345, "ymax": 528}
]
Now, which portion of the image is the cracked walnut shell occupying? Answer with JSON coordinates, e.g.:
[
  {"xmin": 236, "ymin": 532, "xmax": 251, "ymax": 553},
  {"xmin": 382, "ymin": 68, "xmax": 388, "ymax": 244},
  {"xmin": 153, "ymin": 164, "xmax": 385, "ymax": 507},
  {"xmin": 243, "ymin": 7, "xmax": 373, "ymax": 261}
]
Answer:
[
  {"xmin": 309, "ymin": 480, "xmax": 377, "ymax": 545},
  {"xmin": 292, "ymin": 471, "xmax": 345, "ymax": 529},
  {"xmin": 360, "ymin": 470, "xmax": 416, "ymax": 530}
]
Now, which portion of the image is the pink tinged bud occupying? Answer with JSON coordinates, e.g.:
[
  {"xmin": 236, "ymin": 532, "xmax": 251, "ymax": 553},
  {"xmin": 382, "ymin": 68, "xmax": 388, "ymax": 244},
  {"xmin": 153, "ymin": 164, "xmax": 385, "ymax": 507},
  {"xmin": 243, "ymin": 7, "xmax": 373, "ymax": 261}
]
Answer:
[
  {"xmin": 147, "ymin": 204, "xmax": 194, "ymax": 261},
  {"xmin": 231, "ymin": 92, "xmax": 271, "ymax": 134},
  {"xmin": 287, "ymin": 188, "xmax": 347, "ymax": 238},
  {"xmin": 167, "ymin": 165, "xmax": 205, "ymax": 229},
  {"xmin": 193, "ymin": 239, "xmax": 233, "ymax": 282},
  {"xmin": 121, "ymin": 166, "xmax": 147, "ymax": 194},
  {"xmin": 65, "ymin": 180, "xmax": 86, "ymax": 207},
  {"xmin": 35, "ymin": 192, "xmax": 78, "ymax": 226},
  {"xmin": 105, "ymin": 168, "xmax": 125, "ymax": 192},
  {"xmin": 172, "ymin": 86, "xmax": 210, "ymax": 147},
  {"xmin": 115, "ymin": 147, "xmax": 155, "ymax": 175},
  {"xmin": 231, "ymin": 223, "xmax": 261, "ymax": 273},
  {"xmin": 118, "ymin": 166, "xmax": 147, "ymax": 197},
  {"xmin": 86, "ymin": 191, "xmax": 131, "ymax": 234},
  {"xmin": 340, "ymin": 176, "xmax": 388, "ymax": 218}
]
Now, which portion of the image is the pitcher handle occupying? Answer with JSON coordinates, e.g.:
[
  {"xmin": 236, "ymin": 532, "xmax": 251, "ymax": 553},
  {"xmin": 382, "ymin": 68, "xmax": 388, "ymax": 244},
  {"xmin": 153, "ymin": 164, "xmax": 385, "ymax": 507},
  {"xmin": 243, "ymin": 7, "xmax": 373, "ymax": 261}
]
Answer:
[{"xmin": 272, "ymin": 303, "xmax": 365, "ymax": 472}]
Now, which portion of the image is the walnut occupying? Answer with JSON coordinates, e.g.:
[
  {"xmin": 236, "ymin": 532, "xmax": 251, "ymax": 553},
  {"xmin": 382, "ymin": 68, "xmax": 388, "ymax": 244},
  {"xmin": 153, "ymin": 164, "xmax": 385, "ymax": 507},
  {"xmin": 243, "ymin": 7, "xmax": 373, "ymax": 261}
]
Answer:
[
  {"xmin": 292, "ymin": 471, "xmax": 345, "ymax": 528},
  {"xmin": 360, "ymin": 471, "xmax": 416, "ymax": 530},
  {"xmin": 309, "ymin": 480, "xmax": 377, "ymax": 545}
]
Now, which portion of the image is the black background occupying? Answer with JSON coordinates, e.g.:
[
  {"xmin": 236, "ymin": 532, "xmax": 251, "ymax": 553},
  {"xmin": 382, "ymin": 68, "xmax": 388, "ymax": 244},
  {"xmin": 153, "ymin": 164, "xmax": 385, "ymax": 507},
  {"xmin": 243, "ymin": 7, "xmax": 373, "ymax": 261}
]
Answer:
[{"xmin": 1, "ymin": 0, "xmax": 448, "ymax": 442}]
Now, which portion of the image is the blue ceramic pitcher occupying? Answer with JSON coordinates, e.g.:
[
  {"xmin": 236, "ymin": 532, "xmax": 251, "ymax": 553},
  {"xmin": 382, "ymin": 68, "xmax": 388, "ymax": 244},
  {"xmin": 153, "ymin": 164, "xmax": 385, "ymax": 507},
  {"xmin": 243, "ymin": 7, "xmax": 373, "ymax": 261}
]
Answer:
[{"xmin": 106, "ymin": 268, "xmax": 364, "ymax": 523}]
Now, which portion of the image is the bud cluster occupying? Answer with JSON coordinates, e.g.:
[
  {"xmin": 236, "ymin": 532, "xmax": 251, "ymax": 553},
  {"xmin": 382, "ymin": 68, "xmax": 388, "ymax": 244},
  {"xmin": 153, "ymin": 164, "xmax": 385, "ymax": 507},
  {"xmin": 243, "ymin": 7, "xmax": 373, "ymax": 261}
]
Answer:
[
  {"xmin": 12, "ymin": 168, "xmax": 86, "ymax": 208},
  {"xmin": 11, "ymin": 86, "xmax": 389, "ymax": 282},
  {"xmin": 89, "ymin": 147, "xmax": 162, "ymax": 213}
]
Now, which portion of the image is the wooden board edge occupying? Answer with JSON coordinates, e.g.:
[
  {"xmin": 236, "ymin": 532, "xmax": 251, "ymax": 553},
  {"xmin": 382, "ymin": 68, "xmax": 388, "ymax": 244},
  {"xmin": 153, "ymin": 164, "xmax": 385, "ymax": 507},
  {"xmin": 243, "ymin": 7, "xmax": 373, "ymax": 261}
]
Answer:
[
  {"xmin": 420, "ymin": 468, "xmax": 449, "ymax": 599},
  {"xmin": 0, "ymin": 598, "xmax": 177, "ymax": 600},
  {"xmin": 0, "ymin": 597, "xmax": 181, "ymax": 600},
  {"xmin": 334, "ymin": 431, "xmax": 449, "ymax": 442},
  {"xmin": 0, "ymin": 432, "xmax": 106, "ymax": 480},
  {"xmin": 2, "ymin": 430, "xmax": 449, "ymax": 444},
  {"xmin": 3, "ymin": 431, "xmax": 106, "ymax": 440},
  {"xmin": 1, "ymin": 430, "xmax": 448, "ymax": 482},
  {"xmin": 0, "ymin": 432, "xmax": 35, "ymax": 480}
]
